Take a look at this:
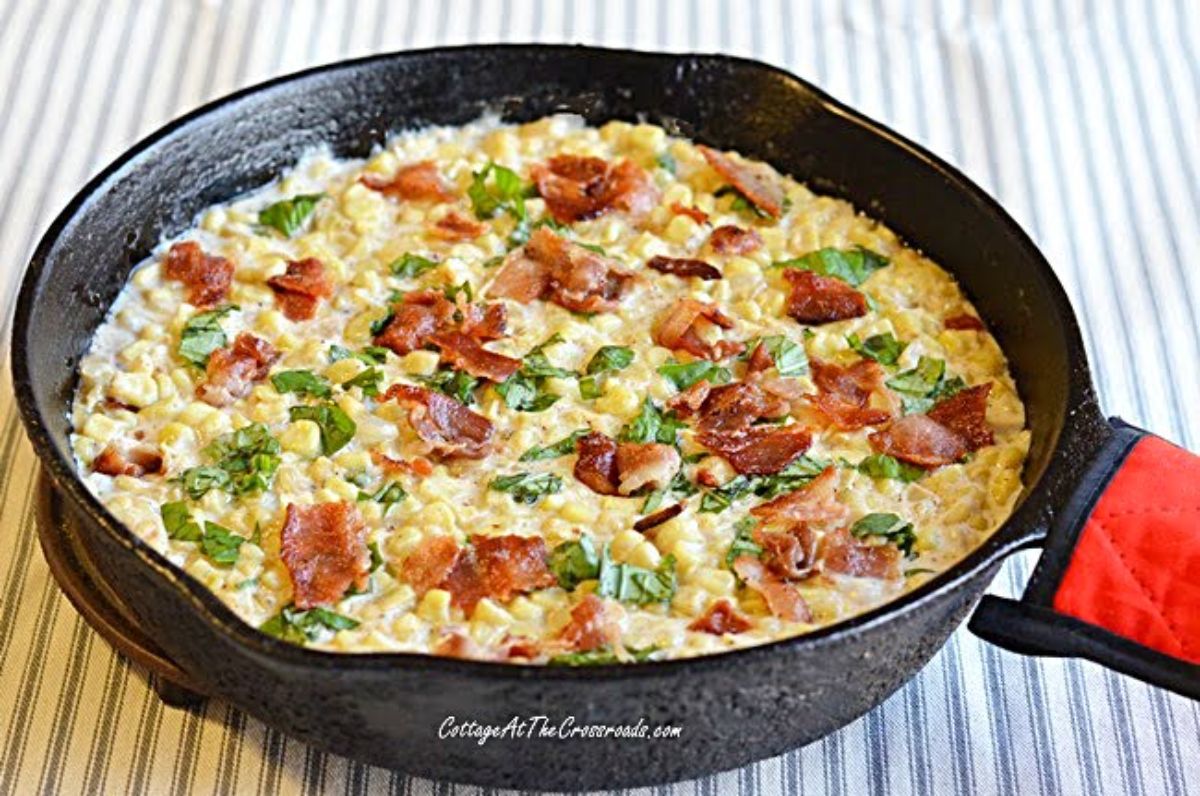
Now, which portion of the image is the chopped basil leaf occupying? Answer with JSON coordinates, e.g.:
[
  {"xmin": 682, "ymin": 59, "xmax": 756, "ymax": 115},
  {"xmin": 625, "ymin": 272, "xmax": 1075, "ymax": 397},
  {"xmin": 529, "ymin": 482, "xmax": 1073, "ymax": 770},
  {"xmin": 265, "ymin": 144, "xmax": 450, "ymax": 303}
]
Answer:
[
  {"xmin": 258, "ymin": 193, "xmax": 325, "ymax": 237},
  {"xmin": 497, "ymin": 335, "xmax": 570, "ymax": 412},
  {"xmin": 548, "ymin": 646, "xmax": 659, "ymax": 666},
  {"xmin": 176, "ymin": 467, "xmax": 231, "ymax": 501},
  {"xmin": 850, "ymin": 512, "xmax": 917, "ymax": 558},
  {"xmin": 289, "ymin": 403, "xmax": 357, "ymax": 455},
  {"xmin": 161, "ymin": 501, "xmax": 202, "ymax": 542},
  {"xmin": 468, "ymin": 162, "xmax": 532, "ymax": 223},
  {"xmin": 854, "ymin": 453, "xmax": 924, "ymax": 483},
  {"xmin": 200, "ymin": 522, "xmax": 246, "ymax": 565},
  {"xmin": 177, "ymin": 423, "xmax": 280, "ymax": 499},
  {"xmin": 358, "ymin": 481, "xmax": 407, "ymax": 509},
  {"xmin": 389, "ymin": 253, "xmax": 440, "ymax": 279},
  {"xmin": 521, "ymin": 334, "xmax": 574, "ymax": 378},
  {"xmin": 657, "ymin": 359, "xmax": 732, "ymax": 391},
  {"xmin": 773, "ymin": 246, "xmax": 889, "ymax": 287},
  {"xmin": 847, "ymin": 332, "xmax": 907, "ymax": 366},
  {"xmin": 178, "ymin": 305, "xmax": 237, "ymax": 367},
  {"xmin": 271, "ymin": 369, "xmax": 332, "ymax": 398},
  {"xmin": 519, "ymin": 428, "xmax": 590, "ymax": 462},
  {"xmin": 597, "ymin": 547, "xmax": 677, "ymax": 605},
  {"xmin": 488, "ymin": 472, "xmax": 563, "ymax": 504},
  {"xmin": 341, "ymin": 366, "xmax": 382, "ymax": 397},
  {"xmin": 330, "ymin": 344, "xmax": 388, "ymax": 364},
  {"xmin": 640, "ymin": 470, "xmax": 698, "ymax": 514},
  {"xmin": 618, "ymin": 399, "xmax": 686, "ymax": 446},
  {"xmin": 442, "ymin": 280, "xmax": 474, "ymax": 303},
  {"xmin": 508, "ymin": 216, "xmax": 564, "ymax": 248},
  {"xmin": 368, "ymin": 541, "xmax": 385, "ymax": 572},
  {"xmin": 369, "ymin": 310, "xmax": 394, "ymax": 337},
  {"xmin": 549, "ymin": 535, "xmax": 601, "ymax": 590},
  {"xmin": 725, "ymin": 516, "xmax": 763, "ymax": 567},
  {"xmin": 260, "ymin": 604, "xmax": 360, "ymax": 644},
  {"xmin": 579, "ymin": 345, "xmax": 634, "ymax": 398},
  {"xmin": 699, "ymin": 455, "xmax": 829, "ymax": 513},
  {"xmin": 416, "ymin": 367, "xmax": 480, "ymax": 405},
  {"xmin": 886, "ymin": 356, "xmax": 966, "ymax": 414},
  {"xmin": 754, "ymin": 335, "xmax": 809, "ymax": 377}
]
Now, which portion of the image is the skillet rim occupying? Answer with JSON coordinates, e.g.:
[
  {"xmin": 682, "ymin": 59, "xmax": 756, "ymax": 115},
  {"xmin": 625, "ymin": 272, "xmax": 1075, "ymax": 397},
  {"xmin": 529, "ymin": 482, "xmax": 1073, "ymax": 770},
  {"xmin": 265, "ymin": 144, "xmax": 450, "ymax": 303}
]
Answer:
[{"xmin": 11, "ymin": 42, "xmax": 1095, "ymax": 681}]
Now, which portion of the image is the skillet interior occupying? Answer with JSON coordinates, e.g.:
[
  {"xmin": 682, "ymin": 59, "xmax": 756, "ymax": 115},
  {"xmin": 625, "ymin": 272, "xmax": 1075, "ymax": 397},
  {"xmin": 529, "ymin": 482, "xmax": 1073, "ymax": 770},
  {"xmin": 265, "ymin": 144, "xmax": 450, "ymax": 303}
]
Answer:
[{"xmin": 11, "ymin": 45, "xmax": 1104, "ymax": 787}]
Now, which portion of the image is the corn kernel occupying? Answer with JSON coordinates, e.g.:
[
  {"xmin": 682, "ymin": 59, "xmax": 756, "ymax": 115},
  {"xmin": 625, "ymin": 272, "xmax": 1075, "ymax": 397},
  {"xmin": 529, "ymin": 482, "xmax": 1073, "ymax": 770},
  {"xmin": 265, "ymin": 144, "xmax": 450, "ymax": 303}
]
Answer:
[
  {"xmin": 400, "ymin": 349, "xmax": 440, "ymax": 376},
  {"xmin": 108, "ymin": 372, "xmax": 159, "ymax": 409},
  {"xmin": 595, "ymin": 384, "xmax": 639, "ymax": 417},
  {"xmin": 324, "ymin": 358, "xmax": 364, "ymax": 384},
  {"xmin": 626, "ymin": 541, "xmax": 662, "ymax": 569},
  {"xmin": 559, "ymin": 501, "xmax": 598, "ymax": 525},
  {"xmin": 693, "ymin": 567, "xmax": 737, "ymax": 597},
  {"xmin": 472, "ymin": 599, "xmax": 514, "ymax": 627},
  {"xmin": 416, "ymin": 589, "xmax": 452, "ymax": 623},
  {"xmin": 610, "ymin": 529, "xmax": 644, "ymax": 562},
  {"xmin": 663, "ymin": 214, "xmax": 700, "ymax": 245},
  {"xmin": 280, "ymin": 419, "xmax": 322, "ymax": 457},
  {"xmin": 81, "ymin": 413, "xmax": 127, "ymax": 445}
]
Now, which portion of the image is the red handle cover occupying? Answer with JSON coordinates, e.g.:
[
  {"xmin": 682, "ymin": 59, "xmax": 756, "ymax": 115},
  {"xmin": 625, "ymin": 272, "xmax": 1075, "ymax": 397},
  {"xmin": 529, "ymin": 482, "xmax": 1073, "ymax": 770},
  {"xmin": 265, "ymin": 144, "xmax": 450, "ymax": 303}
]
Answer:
[{"xmin": 1052, "ymin": 435, "xmax": 1200, "ymax": 664}]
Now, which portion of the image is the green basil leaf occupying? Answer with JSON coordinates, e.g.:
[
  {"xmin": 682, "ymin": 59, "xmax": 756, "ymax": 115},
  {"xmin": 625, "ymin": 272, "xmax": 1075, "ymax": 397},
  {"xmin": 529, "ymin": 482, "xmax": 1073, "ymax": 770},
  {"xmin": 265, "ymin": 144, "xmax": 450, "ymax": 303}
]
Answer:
[
  {"xmin": 886, "ymin": 356, "xmax": 966, "ymax": 414},
  {"xmin": 725, "ymin": 516, "xmax": 763, "ymax": 568},
  {"xmin": 160, "ymin": 501, "xmax": 203, "ymax": 541},
  {"xmin": 341, "ymin": 367, "xmax": 382, "ymax": 397},
  {"xmin": 488, "ymin": 472, "xmax": 563, "ymax": 504},
  {"xmin": 289, "ymin": 403, "xmax": 357, "ymax": 455},
  {"xmin": 178, "ymin": 305, "xmax": 237, "ymax": 367},
  {"xmin": 847, "ymin": 332, "xmax": 907, "ymax": 366},
  {"xmin": 258, "ymin": 193, "xmax": 325, "ymax": 237},
  {"xmin": 756, "ymin": 335, "xmax": 809, "ymax": 376},
  {"xmin": 549, "ymin": 535, "xmax": 601, "ymax": 590},
  {"xmin": 359, "ymin": 481, "xmax": 407, "ymax": 508},
  {"xmin": 772, "ymin": 246, "xmax": 889, "ymax": 287},
  {"xmin": 548, "ymin": 645, "xmax": 659, "ymax": 666},
  {"xmin": 855, "ymin": 453, "xmax": 925, "ymax": 483},
  {"xmin": 330, "ymin": 345, "xmax": 388, "ymax": 365},
  {"xmin": 177, "ymin": 423, "xmax": 281, "ymax": 499},
  {"xmin": 176, "ymin": 466, "xmax": 231, "ymax": 500},
  {"xmin": 495, "ymin": 372, "xmax": 560, "ymax": 412},
  {"xmin": 201, "ymin": 522, "xmax": 245, "ymax": 565},
  {"xmin": 271, "ymin": 369, "xmax": 332, "ymax": 398},
  {"xmin": 415, "ymin": 367, "xmax": 480, "ymax": 406},
  {"xmin": 618, "ymin": 399, "xmax": 686, "ymax": 447},
  {"xmin": 597, "ymin": 546, "xmax": 677, "ymax": 605},
  {"xmin": 389, "ymin": 253, "xmax": 440, "ymax": 279},
  {"xmin": 657, "ymin": 359, "xmax": 731, "ymax": 391},
  {"xmin": 699, "ymin": 455, "xmax": 830, "ymax": 513},
  {"xmin": 468, "ymin": 162, "xmax": 531, "ymax": 222},
  {"xmin": 850, "ymin": 512, "xmax": 917, "ymax": 558},
  {"xmin": 368, "ymin": 540, "xmax": 384, "ymax": 572},
  {"xmin": 260, "ymin": 604, "xmax": 360, "ymax": 644},
  {"xmin": 585, "ymin": 345, "xmax": 635, "ymax": 375},
  {"xmin": 519, "ymin": 429, "xmax": 590, "ymax": 462}
]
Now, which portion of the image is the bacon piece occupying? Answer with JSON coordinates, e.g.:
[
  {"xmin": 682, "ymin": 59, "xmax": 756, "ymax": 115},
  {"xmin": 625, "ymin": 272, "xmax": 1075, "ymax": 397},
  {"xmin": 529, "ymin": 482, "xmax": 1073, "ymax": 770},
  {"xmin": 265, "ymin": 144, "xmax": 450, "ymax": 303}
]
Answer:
[
  {"xmin": 684, "ymin": 382, "xmax": 789, "ymax": 435},
  {"xmin": 92, "ymin": 444, "xmax": 163, "ymax": 477},
  {"xmin": 820, "ymin": 527, "xmax": 901, "ymax": 580},
  {"xmin": 745, "ymin": 340, "xmax": 774, "ymax": 374},
  {"xmin": 401, "ymin": 535, "xmax": 462, "ymax": 594},
  {"xmin": 653, "ymin": 298, "xmax": 745, "ymax": 361},
  {"xmin": 755, "ymin": 523, "xmax": 818, "ymax": 580},
  {"xmin": 944, "ymin": 312, "xmax": 985, "ymax": 331},
  {"xmin": 373, "ymin": 290, "xmax": 457, "ymax": 356},
  {"xmin": 698, "ymin": 424, "xmax": 812, "ymax": 476},
  {"xmin": 615, "ymin": 442, "xmax": 681, "ymax": 495},
  {"xmin": 806, "ymin": 358, "xmax": 893, "ymax": 430},
  {"xmin": 383, "ymin": 383, "xmax": 495, "ymax": 460},
  {"xmin": 868, "ymin": 414, "xmax": 970, "ymax": 468},
  {"xmin": 633, "ymin": 504, "xmax": 683, "ymax": 534},
  {"xmin": 196, "ymin": 333, "xmax": 279, "ymax": 407},
  {"xmin": 751, "ymin": 468, "xmax": 850, "ymax": 526},
  {"xmin": 433, "ymin": 211, "xmax": 488, "ymax": 241},
  {"xmin": 557, "ymin": 594, "xmax": 621, "ymax": 652},
  {"xmin": 670, "ymin": 202, "xmax": 709, "ymax": 224},
  {"xmin": 489, "ymin": 227, "xmax": 634, "ymax": 314},
  {"xmin": 783, "ymin": 269, "xmax": 868, "ymax": 325},
  {"xmin": 459, "ymin": 301, "xmax": 507, "ymax": 341},
  {"xmin": 279, "ymin": 502, "xmax": 369, "ymax": 609},
  {"xmin": 359, "ymin": 161, "xmax": 454, "ymax": 202},
  {"xmin": 689, "ymin": 599, "xmax": 754, "ymax": 635},
  {"xmin": 647, "ymin": 255, "xmax": 721, "ymax": 281},
  {"xmin": 426, "ymin": 331, "xmax": 522, "ymax": 383},
  {"xmin": 926, "ymin": 383, "xmax": 994, "ymax": 451},
  {"xmin": 371, "ymin": 450, "xmax": 434, "ymax": 477},
  {"xmin": 698, "ymin": 145, "xmax": 786, "ymax": 219},
  {"xmin": 532, "ymin": 155, "xmax": 659, "ymax": 224},
  {"xmin": 267, "ymin": 258, "xmax": 333, "ymax": 321},
  {"xmin": 732, "ymin": 556, "xmax": 812, "ymax": 622},
  {"xmin": 573, "ymin": 432, "xmax": 620, "ymax": 495},
  {"xmin": 163, "ymin": 241, "xmax": 233, "ymax": 307},
  {"xmin": 442, "ymin": 534, "xmax": 557, "ymax": 612},
  {"xmin": 434, "ymin": 630, "xmax": 543, "ymax": 661},
  {"xmin": 708, "ymin": 225, "xmax": 763, "ymax": 255}
]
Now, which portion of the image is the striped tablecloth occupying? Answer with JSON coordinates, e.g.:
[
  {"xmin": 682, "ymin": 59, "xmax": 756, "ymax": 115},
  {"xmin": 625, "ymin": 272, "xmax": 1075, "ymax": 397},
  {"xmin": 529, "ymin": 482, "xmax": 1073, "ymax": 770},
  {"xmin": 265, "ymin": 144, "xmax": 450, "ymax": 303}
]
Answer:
[{"xmin": 0, "ymin": 1, "xmax": 1196, "ymax": 793}]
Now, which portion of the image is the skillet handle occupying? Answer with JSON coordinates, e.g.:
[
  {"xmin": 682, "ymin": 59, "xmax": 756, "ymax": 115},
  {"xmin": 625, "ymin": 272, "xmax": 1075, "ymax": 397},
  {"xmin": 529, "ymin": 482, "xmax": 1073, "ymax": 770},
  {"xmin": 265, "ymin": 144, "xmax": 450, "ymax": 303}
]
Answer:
[{"xmin": 969, "ymin": 418, "xmax": 1200, "ymax": 699}]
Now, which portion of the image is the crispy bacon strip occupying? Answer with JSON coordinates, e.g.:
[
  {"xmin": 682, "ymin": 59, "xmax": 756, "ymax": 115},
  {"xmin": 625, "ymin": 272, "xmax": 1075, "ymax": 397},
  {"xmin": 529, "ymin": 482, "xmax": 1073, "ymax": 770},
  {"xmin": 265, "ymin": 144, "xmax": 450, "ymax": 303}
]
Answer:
[
  {"xmin": 672, "ymin": 381, "xmax": 789, "ymax": 435},
  {"xmin": 783, "ymin": 269, "xmax": 868, "ymax": 325},
  {"xmin": 384, "ymin": 383, "xmax": 495, "ymax": 460},
  {"xmin": 755, "ymin": 523, "xmax": 819, "ymax": 580},
  {"xmin": 489, "ymin": 227, "xmax": 634, "ymax": 314},
  {"xmin": 359, "ymin": 161, "xmax": 454, "ymax": 202},
  {"xmin": 401, "ymin": 535, "xmax": 461, "ymax": 595},
  {"xmin": 532, "ymin": 155, "xmax": 659, "ymax": 224},
  {"xmin": 689, "ymin": 599, "xmax": 753, "ymax": 635},
  {"xmin": 806, "ymin": 358, "xmax": 893, "ymax": 430},
  {"xmin": 459, "ymin": 301, "xmax": 507, "ymax": 341},
  {"xmin": 279, "ymin": 502, "xmax": 369, "ymax": 609},
  {"xmin": 163, "ymin": 241, "xmax": 233, "ymax": 307},
  {"xmin": 944, "ymin": 312, "xmax": 985, "ymax": 331},
  {"xmin": 698, "ymin": 145, "xmax": 786, "ymax": 219},
  {"xmin": 868, "ymin": 414, "xmax": 970, "ymax": 468},
  {"xmin": 404, "ymin": 534, "xmax": 555, "ymax": 612},
  {"xmin": 373, "ymin": 291, "xmax": 456, "ymax": 356},
  {"xmin": 92, "ymin": 444, "xmax": 164, "ymax": 477},
  {"xmin": 670, "ymin": 202, "xmax": 709, "ymax": 224},
  {"xmin": 426, "ymin": 331, "xmax": 522, "ymax": 383},
  {"xmin": 745, "ymin": 341, "xmax": 774, "ymax": 375},
  {"xmin": 557, "ymin": 594, "xmax": 621, "ymax": 652},
  {"xmin": 196, "ymin": 333, "xmax": 279, "ymax": 407},
  {"xmin": 432, "ymin": 211, "xmax": 488, "ymax": 241},
  {"xmin": 926, "ymin": 383, "xmax": 994, "ymax": 451},
  {"xmin": 371, "ymin": 450, "xmax": 434, "ymax": 477},
  {"xmin": 633, "ymin": 504, "xmax": 683, "ymax": 534},
  {"xmin": 732, "ymin": 556, "xmax": 812, "ymax": 622},
  {"xmin": 647, "ymin": 255, "xmax": 722, "ymax": 281},
  {"xmin": 820, "ymin": 527, "xmax": 901, "ymax": 580},
  {"xmin": 698, "ymin": 424, "xmax": 813, "ymax": 476},
  {"xmin": 267, "ymin": 258, "xmax": 333, "ymax": 321},
  {"xmin": 708, "ymin": 225, "xmax": 763, "ymax": 255},
  {"xmin": 751, "ymin": 468, "xmax": 850, "ymax": 526},
  {"xmin": 573, "ymin": 433, "xmax": 680, "ymax": 496},
  {"xmin": 573, "ymin": 432, "xmax": 620, "ymax": 495},
  {"xmin": 653, "ymin": 298, "xmax": 745, "ymax": 361}
]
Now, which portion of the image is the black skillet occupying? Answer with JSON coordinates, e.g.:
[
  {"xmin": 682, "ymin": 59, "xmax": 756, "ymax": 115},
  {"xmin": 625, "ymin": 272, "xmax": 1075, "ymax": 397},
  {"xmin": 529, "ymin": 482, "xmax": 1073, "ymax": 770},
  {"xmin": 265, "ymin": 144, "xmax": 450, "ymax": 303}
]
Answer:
[{"xmin": 11, "ymin": 46, "xmax": 1200, "ymax": 790}]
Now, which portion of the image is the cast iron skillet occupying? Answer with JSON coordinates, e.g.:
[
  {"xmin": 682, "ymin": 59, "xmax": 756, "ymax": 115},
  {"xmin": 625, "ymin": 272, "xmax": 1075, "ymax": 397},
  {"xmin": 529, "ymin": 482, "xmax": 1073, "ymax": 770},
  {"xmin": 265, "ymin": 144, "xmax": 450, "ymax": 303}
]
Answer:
[{"xmin": 11, "ymin": 46, "xmax": 1199, "ymax": 790}]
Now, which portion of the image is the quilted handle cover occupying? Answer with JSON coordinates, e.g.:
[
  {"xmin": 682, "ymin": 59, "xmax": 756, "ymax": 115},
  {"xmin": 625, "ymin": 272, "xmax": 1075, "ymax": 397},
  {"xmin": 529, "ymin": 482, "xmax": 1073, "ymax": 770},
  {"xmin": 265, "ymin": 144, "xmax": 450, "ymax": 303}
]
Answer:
[{"xmin": 1052, "ymin": 435, "xmax": 1200, "ymax": 664}]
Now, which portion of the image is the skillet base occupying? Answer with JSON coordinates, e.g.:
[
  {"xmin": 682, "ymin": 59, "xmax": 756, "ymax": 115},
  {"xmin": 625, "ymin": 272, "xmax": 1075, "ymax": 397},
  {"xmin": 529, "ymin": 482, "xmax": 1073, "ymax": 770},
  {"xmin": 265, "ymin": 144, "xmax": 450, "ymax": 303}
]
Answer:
[{"xmin": 34, "ymin": 468, "xmax": 206, "ymax": 708}]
